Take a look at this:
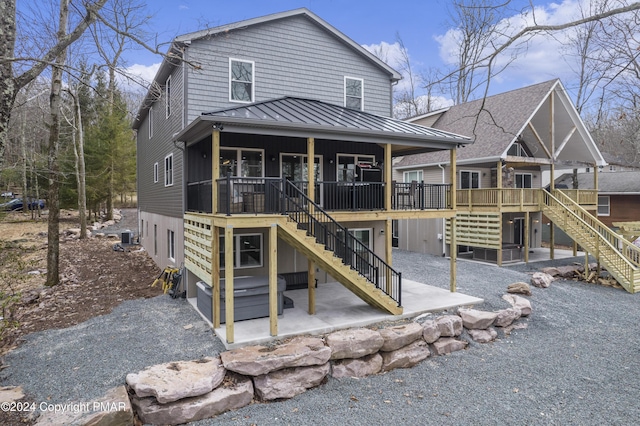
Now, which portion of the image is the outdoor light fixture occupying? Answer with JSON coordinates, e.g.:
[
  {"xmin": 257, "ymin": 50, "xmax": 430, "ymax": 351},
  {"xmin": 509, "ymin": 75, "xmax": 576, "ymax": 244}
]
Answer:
[
  {"xmin": 328, "ymin": 158, "xmax": 334, "ymax": 164},
  {"xmin": 270, "ymin": 155, "xmax": 276, "ymax": 162}
]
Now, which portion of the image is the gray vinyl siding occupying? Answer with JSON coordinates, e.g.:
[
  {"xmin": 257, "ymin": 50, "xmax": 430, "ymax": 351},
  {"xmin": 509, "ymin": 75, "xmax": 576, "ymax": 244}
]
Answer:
[
  {"xmin": 137, "ymin": 64, "xmax": 185, "ymax": 218},
  {"xmin": 185, "ymin": 15, "xmax": 393, "ymax": 121}
]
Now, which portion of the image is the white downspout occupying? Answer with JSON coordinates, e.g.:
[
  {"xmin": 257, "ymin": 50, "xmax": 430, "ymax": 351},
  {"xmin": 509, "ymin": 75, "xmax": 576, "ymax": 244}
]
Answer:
[{"xmin": 438, "ymin": 163, "xmax": 446, "ymax": 256}]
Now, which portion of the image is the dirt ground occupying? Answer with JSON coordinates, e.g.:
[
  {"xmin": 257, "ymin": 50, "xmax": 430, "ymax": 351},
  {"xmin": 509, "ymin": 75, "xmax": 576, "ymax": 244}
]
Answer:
[{"xmin": 0, "ymin": 209, "xmax": 163, "ymax": 356}]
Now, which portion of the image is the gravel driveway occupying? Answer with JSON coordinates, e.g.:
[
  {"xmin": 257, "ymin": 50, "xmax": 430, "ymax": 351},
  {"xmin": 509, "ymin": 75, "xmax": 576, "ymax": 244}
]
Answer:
[{"xmin": 2, "ymin": 246, "xmax": 639, "ymax": 425}]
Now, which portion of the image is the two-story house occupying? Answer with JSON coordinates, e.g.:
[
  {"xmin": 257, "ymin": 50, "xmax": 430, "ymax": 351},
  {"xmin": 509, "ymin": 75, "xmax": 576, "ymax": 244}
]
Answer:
[
  {"xmin": 394, "ymin": 80, "xmax": 640, "ymax": 294},
  {"xmin": 133, "ymin": 8, "xmax": 472, "ymax": 344}
]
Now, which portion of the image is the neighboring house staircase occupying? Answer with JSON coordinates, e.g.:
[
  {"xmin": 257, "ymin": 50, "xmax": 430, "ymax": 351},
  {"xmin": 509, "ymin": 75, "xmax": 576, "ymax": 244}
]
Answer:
[
  {"xmin": 273, "ymin": 181, "xmax": 403, "ymax": 315},
  {"xmin": 541, "ymin": 189, "xmax": 640, "ymax": 293}
]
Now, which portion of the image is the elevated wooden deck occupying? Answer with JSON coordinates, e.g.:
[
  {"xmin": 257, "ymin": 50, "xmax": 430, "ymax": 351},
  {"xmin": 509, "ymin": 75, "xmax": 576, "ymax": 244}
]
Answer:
[{"xmin": 456, "ymin": 188, "xmax": 597, "ymax": 212}]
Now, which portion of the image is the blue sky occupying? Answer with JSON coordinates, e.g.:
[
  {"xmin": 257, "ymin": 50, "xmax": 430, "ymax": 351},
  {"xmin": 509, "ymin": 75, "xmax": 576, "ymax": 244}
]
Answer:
[{"xmin": 124, "ymin": 0, "xmax": 591, "ymax": 102}]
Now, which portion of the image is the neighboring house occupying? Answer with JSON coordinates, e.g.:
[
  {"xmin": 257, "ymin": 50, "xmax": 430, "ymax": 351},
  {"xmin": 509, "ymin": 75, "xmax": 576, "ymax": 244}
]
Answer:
[
  {"xmin": 133, "ymin": 8, "xmax": 471, "ymax": 343},
  {"xmin": 394, "ymin": 79, "xmax": 607, "ymax": 265},
  {"xmin": 554, "ymin": 170, "xmax": 640, "ymax": 229}
]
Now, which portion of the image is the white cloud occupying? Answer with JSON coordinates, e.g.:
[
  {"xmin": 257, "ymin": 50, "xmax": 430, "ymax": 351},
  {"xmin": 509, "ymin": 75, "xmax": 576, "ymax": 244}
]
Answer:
[
  {"xmin": 116, "ymin": 63, "xmax": 161, "ymax": 94},
  {"xmin": 434, "ymin": 0, "xmax": 597, "ymax": 88}
]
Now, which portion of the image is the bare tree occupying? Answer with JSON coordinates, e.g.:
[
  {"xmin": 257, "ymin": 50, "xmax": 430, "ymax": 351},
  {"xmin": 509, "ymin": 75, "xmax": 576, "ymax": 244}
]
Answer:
[{"xmin": 0, "ymin": 0, "xmax": 108, "ymax": 169}]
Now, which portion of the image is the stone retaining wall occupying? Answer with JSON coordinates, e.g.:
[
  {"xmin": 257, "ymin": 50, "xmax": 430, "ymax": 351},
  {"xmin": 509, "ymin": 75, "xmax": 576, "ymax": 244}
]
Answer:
[{"xmin": 121, "ymin": 293, "xmax": 532, "ymax": 425}]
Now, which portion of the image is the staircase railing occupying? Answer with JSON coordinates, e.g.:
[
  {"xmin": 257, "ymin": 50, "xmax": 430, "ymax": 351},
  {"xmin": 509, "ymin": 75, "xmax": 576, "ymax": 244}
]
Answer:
[
  {"xmin": 540, "ymin": 189, "xmax": 637, "ymax": 292},
  {"xmin": 549, "ymin": 189, "xmax": 640, "ymax": 267},
  {"xmin": 269, "ymin": 178, "xmax": 401, "ymax": 306}
]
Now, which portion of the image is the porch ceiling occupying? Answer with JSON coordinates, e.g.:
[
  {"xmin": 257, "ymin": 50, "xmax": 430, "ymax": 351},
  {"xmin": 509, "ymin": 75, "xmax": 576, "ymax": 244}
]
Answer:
[{"xmin": 174, "ymin": 97, "xmax": 472, "ymax": 155}]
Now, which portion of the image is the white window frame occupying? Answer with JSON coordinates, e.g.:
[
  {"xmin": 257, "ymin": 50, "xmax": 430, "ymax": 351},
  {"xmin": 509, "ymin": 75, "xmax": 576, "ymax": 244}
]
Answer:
[
  {"xmin": 597, "ymin": 195, "xmax": 610, "ymax": 216},
  {"xmin": 515, "ymin": 173, "xmax": 533, "ymax": 188},
  {"xmin": 460, "ymin": 170, "xmax": 481, "ymax": 189},
  {"xmin": 167, "ymin": 229, "xmax": 175, "ymax": 261},
  {"xmin": 218, "ymin": 148, "xmax": 264, "ymax": 178},
  {"xmin": 344, "ymin": 76, "xmax": 364, "ymax": 110},
  {"xmin": 403, "ymin": 170, "xmax": 423, "ymax": 183},
  {"xmin": 148, "ymin": 106, "xmax": 153, "ymax": 138},
  {"xmin": 219, "ymin": 233, "xmax": 264, "ymax": 270},
  {"xmin": 153, "ymin": 162, "xmax": 158, "ymax": 183},
  {"xmin": 164, "ymin": 153, "xmax": 173, "ymax": 187},
  {"xmin": 165, "ymin": 76, "xmax": 171, "ymax": 118},
  {"xmin": 229, "ymin": 58, "xmax": 255, "ymax": 103},
  {"xmin": 336, "ymin": 153, "xmax": 375, "ymax": 181}
]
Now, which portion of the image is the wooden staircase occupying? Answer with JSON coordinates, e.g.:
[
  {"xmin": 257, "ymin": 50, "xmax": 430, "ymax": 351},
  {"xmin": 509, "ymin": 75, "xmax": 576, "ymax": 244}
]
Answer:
[
  {"xmin": 278, "ymin": 220, "xmax": 402, "ymax": 315},
  {"xmin": 541, "ymin": 190, "xmax": 640, "ymax": 293}
]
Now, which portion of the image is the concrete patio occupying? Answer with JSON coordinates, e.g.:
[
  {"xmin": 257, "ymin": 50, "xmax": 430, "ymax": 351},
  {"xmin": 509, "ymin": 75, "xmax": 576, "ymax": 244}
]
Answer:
[{"xmin": 189, "ymin": 279, "xmax": 483, "ymax": 349}]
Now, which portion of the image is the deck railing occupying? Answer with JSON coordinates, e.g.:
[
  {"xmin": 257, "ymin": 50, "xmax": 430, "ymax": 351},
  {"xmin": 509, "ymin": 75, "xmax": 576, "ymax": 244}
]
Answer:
[
  {"xmin": 186, "ymin": 176, "xmax": 452, "ymax": 214},
  {"xmin": 456, "ymin": 188, "xmax": 596, "ymax": 210}
]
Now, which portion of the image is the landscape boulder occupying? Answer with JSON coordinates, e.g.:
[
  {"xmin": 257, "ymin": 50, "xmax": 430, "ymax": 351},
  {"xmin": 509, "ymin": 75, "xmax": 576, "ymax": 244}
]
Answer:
[
  {"xmin": 507, "ymin": 282, "xmax": 532, "ymax": 296},
  {"xmin": 435, "ymin": 315, "xmax": 463, "ymax": 337},
  {"xmin": 467, "ymin": 328, "xmax": 498, "ymax": 343},
  {"xmin": 331, "ymin": 354, "xmax": 383, "ymax": 379},
  {"xmin": 531, "ymin": 272, "xmax": 553, "ymax": 288},
  {"xmin": 541, "ymin": 267, "xmax": 560, "ymax": 277},
  {"xmin": 421, "ymin": 319, "xmax": 441, "ymax": 343},
  {"xmin": 555, "ymin": 265, "xmax": 581, "ymax": 278},
  {"xmin": 493, "ymin": 308, "xmax": 521, "ymax": 327},
  {"xmin": 130, "ymin": 374, "xmax": 253, "ymax": 425},
  {"xmin": 253, "ymin": 363, "xmax": 330, "ymax": 400},
  {"xmin": 325, "ymin": 328, "xmax": 384, "ymax": 360},
  {"xmin": 221, "ymin": 337, "xmax": 331, "ymax": 376},
  {"xmin": 36, "ymin": 386, "xmax": 133, "ymax": 426},
  {"xmin": 458, "ymin": 308, "xmax": 497, "ymax": 330},
  {"xmin": 430, "ymin": 338, "xmax": 468, "ymax": 355},
  {"xmin": 378, "ymin": 322, "xmax": 423, "ymax": 352},
  {"xmin": 380, "ymin": 339, "xmax": 430, "ymax": 371},
  {"xmin": 502, "ymin": 294, "xmax": 532, "ymax": 316},
  {"xmin": 126, "ymin": 357, "xmax": 225, "ymax": 404}
]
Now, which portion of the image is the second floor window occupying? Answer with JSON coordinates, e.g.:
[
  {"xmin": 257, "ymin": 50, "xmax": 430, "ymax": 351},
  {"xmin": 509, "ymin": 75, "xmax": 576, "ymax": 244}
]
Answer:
[
  {"xmin": 153, "ymin": 162, "xmax": 158, "ymax": 183},
  {"xmin": 345, "ymin": 77, "xmax": 363, "ymax": 110},
  {"xmin": 230, "ymin": 59, "xmax": 254, "ymax": 102},
  {"xmin": 165, "ymin": 153, "xmax": 173, "ymax": 187},
  {"xmin": 148, "ymin": 106, "xmax": 153, "ymax": 138}
]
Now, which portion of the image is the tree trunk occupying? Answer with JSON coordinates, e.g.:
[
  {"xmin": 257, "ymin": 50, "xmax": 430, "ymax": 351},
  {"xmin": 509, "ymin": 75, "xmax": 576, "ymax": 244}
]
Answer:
[
  {"xmin": 45, "ymin": 0, "xmax": 69, "ymax": 287},
  {"xmin": 20, "ymin": 109, "xmax": 27, "ymax": 213},
  {"xmin": 0, "ymin": 0, "xmax": 17, "ymax": 168},
  {"xmin": 71, "ymin": 92, "xmax": 88, "ymax": 238}
]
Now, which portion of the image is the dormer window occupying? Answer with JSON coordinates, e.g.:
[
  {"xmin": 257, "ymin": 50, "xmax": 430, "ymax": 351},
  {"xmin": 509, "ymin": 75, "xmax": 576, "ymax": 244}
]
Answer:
[
  {"xmin": 507, "ymin": 141, "xmax": 530, "ymax": 157},
  {"xmin": 230, "ymin": 58, "xmax": 254, "ymax": 102}
]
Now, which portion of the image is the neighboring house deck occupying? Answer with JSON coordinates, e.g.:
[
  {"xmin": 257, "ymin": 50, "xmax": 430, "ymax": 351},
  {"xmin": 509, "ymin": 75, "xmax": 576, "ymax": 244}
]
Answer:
[{"xmin": 394, "ymin": 80, "xmax": 640, "ymax": 293}]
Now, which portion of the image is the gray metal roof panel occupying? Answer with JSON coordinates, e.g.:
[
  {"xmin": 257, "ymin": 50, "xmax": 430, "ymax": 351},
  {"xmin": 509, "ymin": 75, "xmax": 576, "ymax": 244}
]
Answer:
[{"xmin": 202, "ymin": 97, "xmax": 471, "ymax": 140}]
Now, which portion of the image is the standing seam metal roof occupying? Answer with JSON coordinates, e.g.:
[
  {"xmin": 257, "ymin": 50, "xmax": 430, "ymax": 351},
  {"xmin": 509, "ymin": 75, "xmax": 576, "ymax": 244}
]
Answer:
[{"xmin": 202, "ymin": 97, "xmax": 471, "ymax": 141}]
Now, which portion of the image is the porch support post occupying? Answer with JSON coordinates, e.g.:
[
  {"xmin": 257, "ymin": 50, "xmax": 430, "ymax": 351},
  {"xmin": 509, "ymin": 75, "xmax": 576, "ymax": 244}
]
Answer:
[
  {"xmin": 385, "ymin": 218, "xmax": 393, "ymax": 295},
  {"xmin": 307, "ymin": 137, "xmax": 315, "ymax": 204},
  {"xmin": 269, "ymin": 224, "xmax": 278, "ymax": 336},
  {"xmin": 212, "ymin": 226, "xmax": 220, "ymax": 328},
  {"xmin": 497, "ymin": 215, "xmax": 503, "ymax": 267},
  {"xmin": 524, "ymin": 211, "xmax": 530, "ymax": 263},
  {"xmin": 450, "ymin": 148, "xmax": 457, "ymax": 292},
  {"xmin": 212, "ymin": 129, "xmax": 220, "ymax": 214},
  {"xmin": 573, "ymin": 240, "xmax": 578, "ymax": 257},
  {"xmin": 384, "ymin": 143, "xmax": 392, "ymax": 211},
  {"xmin": 224, "ymin": 225, "xmax": 234, "ymax": 343},
  {"xmin": 585, "ymin": 251, "xmax": 590, "ymax": 280},
  {"xmin": 549, "ymin": 91, "xmax": 556, "ymax": 260},
  {"xmin": 594, "ymin": 163, "xmax": 599, "ymax": 191},
  {"xmin": 308, "ymin": 260, "xmax": 316, "ymax": 315},
  {"xmin": 550, "ymin": 223, "xmax": 555, "ymax": 260},
  {"xmin": 497, "ymin": 160, "xmax": 502, "ymax": 210}
]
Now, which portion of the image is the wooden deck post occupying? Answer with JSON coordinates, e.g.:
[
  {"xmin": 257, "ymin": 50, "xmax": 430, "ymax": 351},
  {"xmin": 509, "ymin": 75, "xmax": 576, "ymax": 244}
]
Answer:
[
  {"xmin": 584, "ymin": 251, "xmax": 590, "ymax": 280},
  {"xmin": 524, "ymin": 211, "xmax": 530, "ymax": 263},
  {"xmin": 212, "ymin": 226, "xmax": 220, "ymax": 328},
  {"xmin": 269, "ymin": 224, "xmax": 278, "ymax": 336},
  {"xmin": 212, "ymin": 129, "xmax": 220, "ymax": 213},
  {"xmin": 549, "ymin": 93, "xmax": 555, "ymax": 261},
  {"xmin": 224, "ymin": 225, "xmax": 234, "ymax": 343},
  {"xmin": 450, "ymin": 148, "xmax": 457, "ymax": 293},
  {"xmin": 497, "ymin": 160, "xmax": 503, "ymax": 210},
  {"xmin": 385, "ymin": 218, "xmax": 393, "ymax": 295},
  {"xmin": 308, "ymin": 260, "xmax": 316, "ymax": 315},
  {"xmin": 384, "ymin": 143, "xmax": 392, "ymax": 211},
  {"xmin": 306, "ymin": 137, "xmax": 316, "ymax": 315}
]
